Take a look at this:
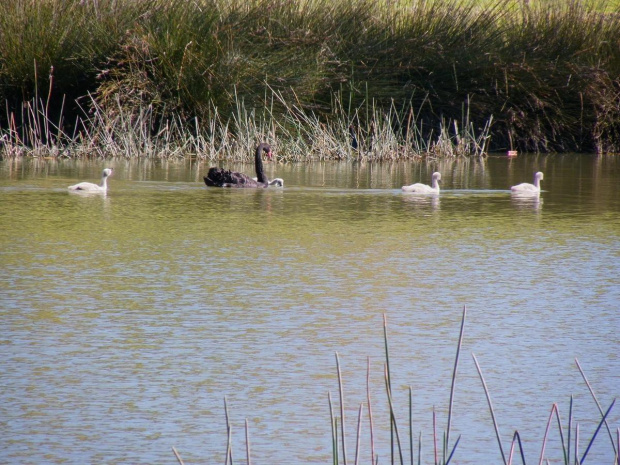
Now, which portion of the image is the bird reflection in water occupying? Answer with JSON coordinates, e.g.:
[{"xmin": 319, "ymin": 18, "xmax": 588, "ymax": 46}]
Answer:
[
  {"xmin": 511, "ymin": 191, "xmax": 543, "ymax": 212},
  {"xmin": 401, "ymin": 192, "xmax": 440, "ymax": 211}
]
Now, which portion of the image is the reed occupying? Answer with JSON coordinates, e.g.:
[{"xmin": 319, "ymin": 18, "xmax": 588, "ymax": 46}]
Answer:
[
  {"xmin": 580, "ymin": 399, "xmax": 616, "ymax": 464},
  {"xmin": 472, "ymin": 352, "xmax": 507, "ymax": 464},
  {"xmin": 0, "ymin": 83, "xmax": 491, "ymax": 160},
  {"xmin": 367, "ymin": 357, "xmax": 377, "ymax": 465},
  {"xmin": 336, "ymin": 352, "xmax": 349, "ymax": 465},
  {"xmin": 328, "ymin": 312, "xmax": 617, "ymax": 465},
  {"xmin": 245, "ymin": 418, "xmax": 251, "ymax": 465},
  {"xmin": 171, "ymin": 446, "xmax": 185, "ymax": 465},
  {"xmin": 576, "ymin": 357, "xmax": 618, "ymax": 455},
  {"xmin": 409, "ymin": 387, "xmax": 414, "ymax": 465},
  {"xmin": 446, "ymin": 306, "xmax": 466, "ymax": 448},
  {"xmin": 354, "ymin": 403, "xmax": 364, "ymax": 465},
  {"xmin": 538, "ymin": 403, "xmax": 566, "ymax": 465},
  {"xmin": 507, "ymin": 431, "xmax": 526, "ymax": 465},
  {"xmin": 2, "ymin": 0, "xmax": 620, "ymax": 158},
  {"xmin": 329, "ymin": 391, "xmax": 339, "ymax": 465},
  {"xmin": 224, "ymin": 396, "xmax": 233, "ymax": 465}
]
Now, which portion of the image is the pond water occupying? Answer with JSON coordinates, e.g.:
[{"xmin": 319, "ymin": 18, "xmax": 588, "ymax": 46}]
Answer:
[{"xmin": 1, "ymin": 153, "xmax": 619, "ymax": 464}]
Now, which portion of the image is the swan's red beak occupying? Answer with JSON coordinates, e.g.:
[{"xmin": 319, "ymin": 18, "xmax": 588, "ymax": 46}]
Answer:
[{"xmin": 267, "ymin": 150, "xmax": 273, "ymax": 160}]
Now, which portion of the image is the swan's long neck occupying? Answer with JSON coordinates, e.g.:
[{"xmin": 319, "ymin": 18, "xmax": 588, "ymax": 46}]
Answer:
[
  {"xmin": 432, "ymin": 175, "xmax": 440, "ymax": 190},
  {"xmin": 101, "ymin": 175, "xmax": 108, "ymax": 190},
  {"xmin": 533, "ymin": 173, "xmax": 543, "ymax": 189},
  {"xmin": 255, "ymin": 144, "xmax": 269, "ymax": 184}
]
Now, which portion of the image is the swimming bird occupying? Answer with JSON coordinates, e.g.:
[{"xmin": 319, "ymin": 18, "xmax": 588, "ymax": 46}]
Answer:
[
  {"xmin": 204, "ymin": 143, "xmax": 280, "ymax": 188},
  {"xmin": 402, "ymin": 172, "xmax": 441, "ymax": 193},
  {"xmin": 68, "ymin": 168, "xmax": 113, "ymax": 193},
  {"xmin": 511, "ymin": 171, "xmax": 544, "ymax": 193}
]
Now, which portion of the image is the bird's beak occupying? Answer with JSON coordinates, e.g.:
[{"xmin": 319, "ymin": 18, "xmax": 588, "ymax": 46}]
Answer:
[{"xmin": 267, "ymin": 150, "xmax": 273, "ymax": 160}]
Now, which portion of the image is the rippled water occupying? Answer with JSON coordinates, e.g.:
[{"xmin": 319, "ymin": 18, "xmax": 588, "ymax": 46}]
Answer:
[{"xmin": 1, "ymin": 154, "xmax": 619, "ymax": 464}]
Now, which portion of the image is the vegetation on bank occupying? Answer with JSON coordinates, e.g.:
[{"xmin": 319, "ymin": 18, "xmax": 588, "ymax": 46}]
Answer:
[
  {"xmin": 174, "ymin": 310, "xmax": 619, "ymax": 465},
  {"xmin": 1, "ymin": 0, "xmax": 619, "ymax": 160}
]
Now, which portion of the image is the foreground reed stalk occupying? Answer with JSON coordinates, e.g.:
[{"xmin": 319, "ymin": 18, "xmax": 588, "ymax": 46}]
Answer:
[
  {"xmin": 336, "ymin": 352, "xmax": 348, "ymax": 465},
  {"xmin": 367, "ymin": 357, "xmax": 377, "ymax": 465},
  {"xmin": 472, "ymin": 353, "xmax": 507, "ymax": 464},
  {"xmin": 171, "ymin": 446, "xmax": 185, "ymax": 465},
  {"xmin": 576, "ymin": 358, "xmax": 618, "ymax": 456},
  {"xmin": 354, "ymin": 403, "xmax": 363, "ymax": 465},
  {"xmin": 224, "ymin": 396, "xmax": 233, "ymax": 465},
  {"xmin": 245, "ymin": 419, "xmax": 251, "ymax": 465},
  {"xmin": 329, "ymin": 391, "xmax": 339, "ymax": 465},
  {"xmin": 446, "ymin": 306, "xmax": 466, "ymax": 448}
]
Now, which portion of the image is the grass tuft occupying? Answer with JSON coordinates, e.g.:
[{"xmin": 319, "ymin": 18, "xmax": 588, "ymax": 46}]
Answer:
[{"xmin": 2, "ymin": 0, "xmax": 620, "ymax": 158}]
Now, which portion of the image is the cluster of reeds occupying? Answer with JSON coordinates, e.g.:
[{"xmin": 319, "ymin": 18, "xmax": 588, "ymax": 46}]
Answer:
[
  {"xmin": 327, "ymin": 309, "xmax": 618, "ymax": 465},
  {"xmin": 173, "ymin": 307, "xmax": 619, "ymax": 465},
  {"xmin": 0, "ymin": 77, "xmax": 491, "ymax": 161},
  {"xmin": 1, "ymin": 0, "xmax": 620, "ymax": 158}
]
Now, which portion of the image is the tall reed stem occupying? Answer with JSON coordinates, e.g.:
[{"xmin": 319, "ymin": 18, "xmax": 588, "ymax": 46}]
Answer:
[
  {"xmin": 409, "ymin": 387, "xmax": 413, "ymax": 465},
  {"xmin": 384, "ymin": 364, "xmax": 404, "ymax": 465},
  {"xmin": 172, "ymin": 446, "xmax": 185, "ymax": 465},
  {"xmin": 433, "ymin": 408, "xmax": 438, "ymax": 465},
  {"xmin": 355, "ymin": 403, "xmax": 364, "ymax": 465},
  {"xmin": 446, "ymin": 306, "xmax": 466, "ymax": 448},
  {"xmin": 329, "ymin": 391, "xmax": 338, "ymax": 465},
  {"xmin": 568, "ymin": 395, "xmax": 573, "ymax": 465},
  {"xmin": 507, "ymin": 431, "xmax": 526, "ymax": 465},
  {"xmin": 383, "ymin": 314, "xmax": 394, "ymax": 464},
  {"xmin": 367, "ymin": 357, "xmax": 376, "ymax": 465},
  {"xmin": 575, "ymin": 358, "xmax": 617, "ymax": 455},
  {"xmin": 581, "ymin": 399, "xmax": 616, "ymax": 464},
  {"xmin": 538, "ymin": 403, "xmax": 564, "ymax": 465},
  {"xmin": 224, "ymin": 396, "xmax": 233, "ymax": 465},
  {"xmin": 245, "ymin": 418, "xmax": 251, "ymax": 465},
  {"xmin": 472, "ymin": 353, "xmax": 507, "ymax": 465},
  {"xmin": 336, "ymin": 352, "xmax": 348, "ymax": 465}
]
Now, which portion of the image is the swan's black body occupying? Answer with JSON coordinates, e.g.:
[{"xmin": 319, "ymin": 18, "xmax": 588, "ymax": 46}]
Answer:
[{"xmin": 204, "ymin": 143, "xmax": 273, "ymax": 188}]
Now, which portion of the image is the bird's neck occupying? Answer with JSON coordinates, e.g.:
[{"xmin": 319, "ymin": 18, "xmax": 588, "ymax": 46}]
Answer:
[{"xmin": 255, "ymin": 149, "xmax": 268, "ymax": 184}]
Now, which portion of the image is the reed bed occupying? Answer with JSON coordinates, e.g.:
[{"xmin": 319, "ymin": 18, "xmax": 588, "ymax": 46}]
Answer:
[
  {"xmin": 0, "ymin": 82, "xmax": 491, "ymax": 161},
  {"xmin": 173, "ymin": 308, "xmax": 619, "ymax": 464},
  {"xmin": 1, "ymin": 0, "xmax": 619, "ymax": 159}
]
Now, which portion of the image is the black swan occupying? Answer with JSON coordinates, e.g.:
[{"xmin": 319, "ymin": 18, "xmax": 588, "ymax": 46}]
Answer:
[
  {"xmin": 68, "ymin": 168, "xmax": 113, "ymax": 192},
  {"xmin": 204, "ymin": 143, "xmax": 280, "ymax": 188}
]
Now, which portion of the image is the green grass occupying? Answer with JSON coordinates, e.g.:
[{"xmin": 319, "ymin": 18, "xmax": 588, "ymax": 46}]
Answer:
[{"xmin": 1, "ymin": 0, "xmax": 619, "ymax": 158}]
